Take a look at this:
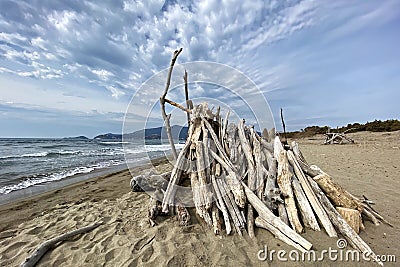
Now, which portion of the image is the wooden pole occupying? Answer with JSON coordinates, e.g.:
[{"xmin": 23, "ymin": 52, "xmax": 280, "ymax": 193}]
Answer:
[{"xmin": 183, "ymin": 69, "xmax": 191, "ymax": 125}]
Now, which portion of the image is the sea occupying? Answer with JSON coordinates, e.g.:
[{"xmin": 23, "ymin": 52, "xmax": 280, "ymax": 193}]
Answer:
[{"xmin": 0, "ymin": 138, "xmax": 183, "ymax": 204}]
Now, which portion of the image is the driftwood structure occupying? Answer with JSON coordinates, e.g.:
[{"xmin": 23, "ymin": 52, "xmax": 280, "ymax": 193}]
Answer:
[
  {"xmin": 130, "ymin": 48, "xmax": 389, "ymax": 266},
  {"xmin": 324, "ymin": 132, "xmax": 355, "ymax": 144}
]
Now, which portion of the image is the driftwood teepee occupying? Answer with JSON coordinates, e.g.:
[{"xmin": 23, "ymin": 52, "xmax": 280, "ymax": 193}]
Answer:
[{"xmin": 131, "ymin": 49, "xmax": 389, "ymax": 266}]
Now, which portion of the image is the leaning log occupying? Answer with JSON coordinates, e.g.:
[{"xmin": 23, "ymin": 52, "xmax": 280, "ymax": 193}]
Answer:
[
  {"xmin": 211, "ymin": 174, "xmax": 232, "ymax": 235},
  {"xmin": 237, "ymin": 119, "xmax": 256, "ymax": 238},
  {"xmin": 308, "ymin": 177, "xmax": 383, "ymax": 266},
  {"xmin": 291, "ymin": 141, "xmax": 320, "ymax": 178},
  {"xmin": 287, "ymin": 150, "xmax": 337, "ymax": 237},
  {"xmin": 313, "ymin": 173, "xmax": 363, "ymax": 212},
  {"xmin": 243, "ymin": 182, "xmax": 312, "ymax": 251},
  {"xmin": 277, "ymin": 150, "xmax": 303, "ymax": 233},
  {"xmin": 263, "ymin": 158, "xmax": 282, "ymax": 211},
  {"xmin": 255, "ymin": 217, "xmax": 308, "ymax": 253},
  {"xmin": 162, "ymin": 124, "xmax": 194, "ymax": 212},
  {"xmin": 190, "ymin": 154, "xmax": 212, "ymax": 227},
  {"xmin": 292, "ymin": 177, "xmax": 320, "ymax": 231},
  {"xmin": 209, "ymin": 149, "xmax": 246, "ymax": 209}
]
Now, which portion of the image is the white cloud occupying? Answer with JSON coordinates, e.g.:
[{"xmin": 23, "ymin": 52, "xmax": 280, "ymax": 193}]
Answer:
[
  {"xmin": 90, "ymin": 69, "xmax": 114, "ymax": 81},
  {"xmin": 48, "ymin": 10, "xmax": 81, "ymax": 33},
  {"xmin": 1, "ymin": 0, "xmax": 397, "ymax": 136},
  {"xmin": 107, "ymin": 86, "xmax": 125, "ymax": 99}
]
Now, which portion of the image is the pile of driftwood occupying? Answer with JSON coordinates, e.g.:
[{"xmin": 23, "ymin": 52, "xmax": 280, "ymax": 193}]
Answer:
[
  {"xmin": 324, "ymin": 131, "xmax": 355, "ymax": 144},
  {"xmin": 130, "ymin": 48, "xmax": 389, "ymax": 266}
]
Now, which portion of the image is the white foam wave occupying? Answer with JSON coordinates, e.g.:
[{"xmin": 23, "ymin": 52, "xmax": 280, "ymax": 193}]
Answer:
[
  {"xmin": 0, "ymin": 160, "xmax": 126, "ymax": 195},
  {"xmin": 124, "ymin": 143, "xmax": 184, "ymax": 154},
  {"xmin": 100, "ymin": 141, "xmax": 130, "ymax": 145}
]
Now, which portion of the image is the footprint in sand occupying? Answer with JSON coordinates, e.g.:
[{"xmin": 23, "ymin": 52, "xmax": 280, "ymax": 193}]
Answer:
[
  {"xmin": 140, "ymin": 245, "xmax": 154, "ymax": 263},
  {"xmin": 1, "ymin": 241, "xmax": 29, "ymax": 259}
]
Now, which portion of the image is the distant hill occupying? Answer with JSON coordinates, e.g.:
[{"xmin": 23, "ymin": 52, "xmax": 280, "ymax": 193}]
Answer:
[
  {"xmin": 94, "ymin": 125, "xmax": 188, "ymax": 140},
  {"xmin": 62, "ymin": 135, "xmax": 89, "ymax": 140}
]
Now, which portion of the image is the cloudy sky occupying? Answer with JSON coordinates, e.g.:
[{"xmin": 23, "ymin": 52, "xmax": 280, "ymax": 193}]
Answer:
[{"xmin": 0, "ymin": 0, "xmax": 399, "ymax": 138}]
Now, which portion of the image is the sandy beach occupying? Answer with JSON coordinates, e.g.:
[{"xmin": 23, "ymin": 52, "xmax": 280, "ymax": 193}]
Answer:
[{"xmin": 0, "ymin": 131, "xmax": 399, "ymax": 267}]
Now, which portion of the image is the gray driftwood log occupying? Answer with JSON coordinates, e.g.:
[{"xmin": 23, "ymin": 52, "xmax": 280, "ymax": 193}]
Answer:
[{"xmin": 20, "ymin": 222, "xmax": 102, "ymax": 267}]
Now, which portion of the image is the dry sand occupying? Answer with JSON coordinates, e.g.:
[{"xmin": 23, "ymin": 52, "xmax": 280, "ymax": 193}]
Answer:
[{"xmin": 0, "ymin": 131, "xmax": 399, "ymax": 267}]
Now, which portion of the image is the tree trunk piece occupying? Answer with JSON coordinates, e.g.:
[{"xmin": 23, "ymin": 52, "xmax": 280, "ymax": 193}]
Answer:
[
  {"xmin": 313, "ymin": 173, "xmax": 363, "ymax": 212},
  {"xmin": 336, "ymin": 207, "xmax": 361, "ymax": 234},
  {"xmin": 291, "ymin": 141, "xmax": 320, "ymax": 178}
]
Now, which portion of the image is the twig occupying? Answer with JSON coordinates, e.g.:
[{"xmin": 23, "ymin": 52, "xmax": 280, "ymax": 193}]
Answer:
[
  {"xmin": 280, "ymin": 108, "xmax": 287, "ymax": 145},
  {"xmin": 20, "ymin": 221, "xmax": 102, "ymax": 267},
  {"xmin": 160, "ymin": 48, "xmax": 183, "ymax": 160}
]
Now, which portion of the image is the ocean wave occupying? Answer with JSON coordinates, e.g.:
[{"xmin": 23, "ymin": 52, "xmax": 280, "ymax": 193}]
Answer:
[
  {"xmin": 40, "ymin": 144, "xmax": 71, "ymax": 149},
  {"xmin": 0, "ymin": 150, "xmax": 82, "ymax": 160},
  {"xmin": 0, "ymin": 159, "xmax": 126, "ymax": 194},
  {"xmin": 0, "ymin": 166, "xmax": 94, "ymax": 194},
  {"xmin": 99, "ymin": 141, "xmax": 130, "ymax": 145},
  {"xmin": 124, "ymin": 143, "xmax": 184, "ymax": 154}
]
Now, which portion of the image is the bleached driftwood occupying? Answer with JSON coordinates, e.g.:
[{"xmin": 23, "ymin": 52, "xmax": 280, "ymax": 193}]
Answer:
[
  {"xmin": 336, "ymin": 207, "xmax": 361, "ymax": 234},
  {"xmin": 237, "ymin": 119, "xmax": 256, "ymax": 238},
  {"xmin": 313, "ymin": 173, "xmax": 363, "ymax": 212},
  {"xmin": 291, "ymin": 141, "xmax": 320, "ymax": 177},
  {"xmin": 243, "ymin": 182, "xmax": 312, "ymax": 251},
  {"xmin": 287, "ymin": 150, "xmax": 337, "ymax": 237},
  {"xmin": 162, "ymin": 124, "xmax": 193, "ymax": 212},
  {"xmin": 20, "ymin": 222, "xmax": 102, "ymax": 267},
  {"xmin": 308, "ymin": 177, "xmax": 383, "ymax": 266},
  {"xmin": 211, "ymin": 174, "xmax": 232, "ymax": 235},
  {"xmin": 176, "ymin": 201, "xmax": 191, "ymax": 226},
  {"xmin": 130, "ymin": 171, "xmax": 171, "ymax": 192},
  {"xmin": 292, "ymin": 177, "xmax": 320, "ymax": 231},
  {"xmin": 160, "ymin": 48, "xmax": 183, "ymax": 160},
  {"xmin": 276, "ymin": 150, "xmax": 303, "ymax": 233},
  {"xmin": 263, "ymin": 157, "xmax": 282, "ymax": 211},
  {"xmin": 324, "ymin": 132, "xmax": 355, "ymax": 145}
]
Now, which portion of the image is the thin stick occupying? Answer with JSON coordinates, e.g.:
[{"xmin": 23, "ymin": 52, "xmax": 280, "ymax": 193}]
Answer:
[
  {"xmin": 20, "ymin": 221, "xmax": 102, "ymax": 267},
  {"xmin": 280, "ymin": 108, "xmax": 287, "ymax": 144},
  {"xmin": 160, "ymin": 48, "xmax": 183, "ymax": 160},
  {"xmin": 184, "ymin": 69, "xmax": 191, "ymax": 125}
]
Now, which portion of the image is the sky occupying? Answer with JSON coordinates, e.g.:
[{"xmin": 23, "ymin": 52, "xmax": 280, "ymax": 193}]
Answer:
[{"xmin": 0, "ymin": 0, "xmax": 399, "ymax": 138}]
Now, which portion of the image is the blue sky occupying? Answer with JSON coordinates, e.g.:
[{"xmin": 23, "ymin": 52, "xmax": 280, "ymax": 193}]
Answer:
[{"xmin": 0, "ymin": 0, "xmax": 399, "ymax": 138}]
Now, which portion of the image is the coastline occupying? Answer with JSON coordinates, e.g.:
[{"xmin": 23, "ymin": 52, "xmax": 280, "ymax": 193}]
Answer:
[{"xmin": 0, "ymin": 156, "xmax": 171, "ymax": 232}]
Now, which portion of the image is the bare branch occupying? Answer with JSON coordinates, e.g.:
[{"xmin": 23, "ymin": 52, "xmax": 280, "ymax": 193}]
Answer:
[{"xmin": 160, "ymin": 48, "xmax": 183, "ymax": 160}]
